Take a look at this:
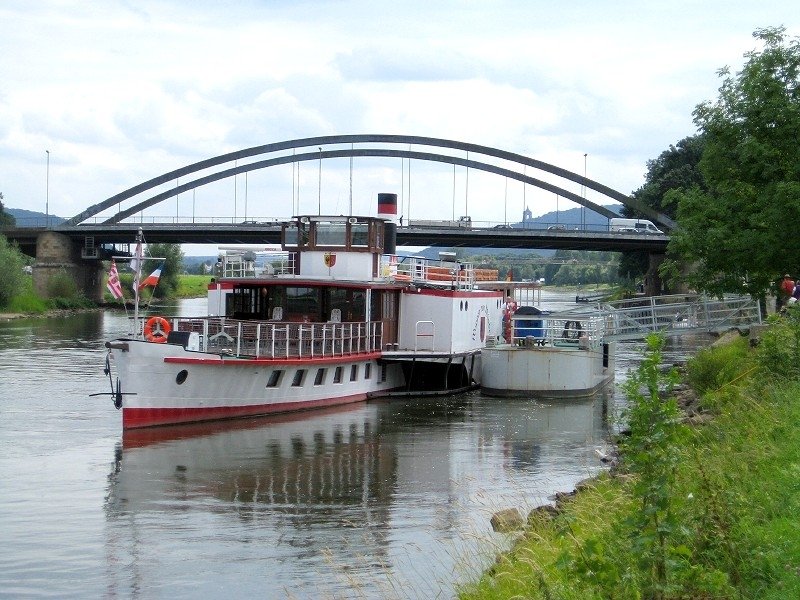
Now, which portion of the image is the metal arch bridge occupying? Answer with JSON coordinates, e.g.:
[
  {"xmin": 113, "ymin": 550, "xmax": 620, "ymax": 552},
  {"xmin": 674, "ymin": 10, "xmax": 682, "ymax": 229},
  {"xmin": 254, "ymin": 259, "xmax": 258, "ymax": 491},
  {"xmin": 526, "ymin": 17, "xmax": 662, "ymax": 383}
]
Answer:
[{"xmin": 65, "ymin": 134, "xmax": 677, "ymax": 230}]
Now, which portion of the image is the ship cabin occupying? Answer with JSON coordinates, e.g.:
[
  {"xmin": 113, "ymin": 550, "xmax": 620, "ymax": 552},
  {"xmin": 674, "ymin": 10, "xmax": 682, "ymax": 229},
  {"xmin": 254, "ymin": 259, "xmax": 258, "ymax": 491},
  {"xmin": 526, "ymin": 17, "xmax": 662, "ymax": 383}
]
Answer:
[{"xmin": 202, "ymin": 215, "xmax": 401, "ymax": 354}]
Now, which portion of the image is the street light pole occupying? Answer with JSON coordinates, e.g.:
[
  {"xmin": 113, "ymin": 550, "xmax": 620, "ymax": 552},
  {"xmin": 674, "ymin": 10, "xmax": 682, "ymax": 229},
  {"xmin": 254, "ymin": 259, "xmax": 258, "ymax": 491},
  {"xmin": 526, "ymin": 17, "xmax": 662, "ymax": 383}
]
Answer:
[
  {"xmin": 318, "ymin": 147, "xmax": 322, "ymax": 215},
  {"xmin": 45, "ymin": 150, "xmax": 50, "ymax": 228}
]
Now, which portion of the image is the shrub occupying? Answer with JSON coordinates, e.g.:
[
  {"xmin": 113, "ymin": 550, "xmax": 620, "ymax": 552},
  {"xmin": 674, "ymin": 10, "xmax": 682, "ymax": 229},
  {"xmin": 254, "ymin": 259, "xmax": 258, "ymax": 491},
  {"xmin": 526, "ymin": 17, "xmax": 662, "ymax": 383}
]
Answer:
[
  {"xmin": 755, "ymin": 307, "xmax": 800, "ymax": 380},
  {"xmin": 0, "ymin": 235, "xmax": 25, "ymax": 308},
  {"xmin": 685, "ymin": 335, "xmax": 751, "ymax": 396},
  {"xmin": 46, "ymin": 269, "xmax": 80, "ymax": 299}
]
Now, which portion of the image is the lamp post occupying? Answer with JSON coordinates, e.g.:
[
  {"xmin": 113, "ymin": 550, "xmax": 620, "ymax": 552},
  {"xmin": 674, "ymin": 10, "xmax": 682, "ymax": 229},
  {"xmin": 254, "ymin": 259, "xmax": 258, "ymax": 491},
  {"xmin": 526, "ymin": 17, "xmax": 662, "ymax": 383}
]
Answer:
[
  {"xmin": 45, "ymin": 150, "xmax": 50, "ymax": 228},
  {"xmin": 318, "ymin": 147, "xmax": 322, "ymax": 215},
  {"xmin": 452, "ymin": 164, "xmax": 456, "ymax": 221}
]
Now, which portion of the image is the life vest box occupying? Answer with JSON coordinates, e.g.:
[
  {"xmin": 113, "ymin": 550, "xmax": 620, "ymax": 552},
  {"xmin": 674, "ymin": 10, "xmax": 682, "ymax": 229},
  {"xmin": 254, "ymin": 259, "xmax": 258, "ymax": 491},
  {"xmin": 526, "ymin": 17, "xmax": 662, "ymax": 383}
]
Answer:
[
  {"xmin": 167, "ymin": 331, "xmax": 200, "ymax": 351},
  {"xmin": 513, "ymin": 306, "xmax": 548, "ymax": 339}
]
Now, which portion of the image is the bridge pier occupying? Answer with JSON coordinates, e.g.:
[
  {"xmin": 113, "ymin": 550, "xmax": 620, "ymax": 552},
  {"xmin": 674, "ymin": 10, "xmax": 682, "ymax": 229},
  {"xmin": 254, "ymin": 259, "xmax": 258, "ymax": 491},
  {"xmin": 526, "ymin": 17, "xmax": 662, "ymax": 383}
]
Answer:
[
  {"xmin": 32, "ymin": 231, "xmax": 104, "ymax": 302},
  {"xmin": 645, "ymin": 253, "xmax": 666, "ymax": 296}
]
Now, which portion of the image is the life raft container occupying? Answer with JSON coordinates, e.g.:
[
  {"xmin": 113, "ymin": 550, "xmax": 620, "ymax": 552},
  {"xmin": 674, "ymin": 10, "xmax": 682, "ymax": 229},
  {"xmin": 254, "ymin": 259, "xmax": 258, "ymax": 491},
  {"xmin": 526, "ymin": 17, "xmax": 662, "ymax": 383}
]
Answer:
[
  {"xmin": 144, "ymin": 316, "xmax": 171, "ymax": 343},
  {"xmin": 562, "ymin": 320, "xmax": 582, "ymax": 339}
]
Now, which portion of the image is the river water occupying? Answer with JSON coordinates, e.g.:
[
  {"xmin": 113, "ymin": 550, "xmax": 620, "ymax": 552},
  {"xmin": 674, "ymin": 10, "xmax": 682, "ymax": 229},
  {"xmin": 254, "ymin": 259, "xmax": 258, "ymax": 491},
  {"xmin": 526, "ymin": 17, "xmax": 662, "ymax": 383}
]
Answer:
[{"xmin": 0, "ymin": 292, "xmax": 710, "ymax": 599}]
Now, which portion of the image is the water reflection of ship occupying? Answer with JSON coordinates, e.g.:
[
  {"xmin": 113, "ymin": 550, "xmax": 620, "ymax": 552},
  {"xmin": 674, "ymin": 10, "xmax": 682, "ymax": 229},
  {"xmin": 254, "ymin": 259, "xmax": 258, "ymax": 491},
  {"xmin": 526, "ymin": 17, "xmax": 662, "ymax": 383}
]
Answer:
[
  {"xmin": 107, "ymin": 396, "xmax": 610, "ymax": 522},
  {"xmin": 484, "ymin": 392, "xmax": 610, "ymax": 473},
  {"xmin": 103, "ymin": 394, "xmax": 612, "ymax": 597},
  {"xmin": 107, "ymin": 403, "xmax": 396, "ymax": 514}
]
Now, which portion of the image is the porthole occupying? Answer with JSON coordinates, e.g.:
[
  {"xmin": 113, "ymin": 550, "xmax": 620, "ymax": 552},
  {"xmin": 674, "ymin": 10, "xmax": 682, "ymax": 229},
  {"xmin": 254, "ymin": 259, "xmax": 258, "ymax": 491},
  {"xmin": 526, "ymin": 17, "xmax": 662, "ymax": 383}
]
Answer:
[
  {"xmin": 176, "ymin": 370, "xmax": 188, "ymax": 385},
  {"xmin": 460, "ymin": 300, "xmax": 464, "ymax": 311},
  {"xmin": 465, "ymin": 301, "xmax": 469, "ymax": 310}
]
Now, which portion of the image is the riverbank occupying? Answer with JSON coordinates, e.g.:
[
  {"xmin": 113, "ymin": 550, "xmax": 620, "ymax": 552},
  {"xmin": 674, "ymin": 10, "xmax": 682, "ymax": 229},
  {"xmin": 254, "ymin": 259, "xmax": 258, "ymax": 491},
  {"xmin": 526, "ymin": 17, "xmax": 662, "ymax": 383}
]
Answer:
[
  {"xmin": 0, "ymin": 307, "xmax": 103, "ymax": 322},
  {"xmin": 459, "ymin": 319, "xmax": 800, "ymax": 598}
]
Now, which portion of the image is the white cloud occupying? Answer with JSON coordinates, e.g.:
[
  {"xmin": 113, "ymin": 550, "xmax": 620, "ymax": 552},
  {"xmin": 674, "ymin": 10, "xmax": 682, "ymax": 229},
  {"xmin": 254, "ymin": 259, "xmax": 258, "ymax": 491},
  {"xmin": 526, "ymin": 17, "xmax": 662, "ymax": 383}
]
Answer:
[{"xmin": 0, "ymin": 0, "xmax": 797, "ymax": 233}]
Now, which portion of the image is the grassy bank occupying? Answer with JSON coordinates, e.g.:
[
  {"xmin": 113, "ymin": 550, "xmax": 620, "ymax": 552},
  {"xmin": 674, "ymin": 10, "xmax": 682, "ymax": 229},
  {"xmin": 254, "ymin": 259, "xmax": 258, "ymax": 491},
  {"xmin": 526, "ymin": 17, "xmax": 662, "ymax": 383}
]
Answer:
[
  {"xmin": 175, "ymin": 274, "xmax": 213, "ymax": 298},
  {"xmin": 460, "ymin": 313, "xmax": 800, "ymax": 599},
  {"xmin": 2, "ymin": 275, "xmax": 95, "ymax": 313}
]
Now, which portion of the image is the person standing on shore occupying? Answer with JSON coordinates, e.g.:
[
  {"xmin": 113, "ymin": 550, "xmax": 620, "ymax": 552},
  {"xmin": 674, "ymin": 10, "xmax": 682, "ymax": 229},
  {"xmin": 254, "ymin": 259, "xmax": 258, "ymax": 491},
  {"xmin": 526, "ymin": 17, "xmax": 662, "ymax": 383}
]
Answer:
[
  {"xmin": 788, "ymin": 280, "xmax": 800, "ymax": 306},
  {"xmin": 777, "ymin": 274, "xmax": 795, "ymax": 311}
]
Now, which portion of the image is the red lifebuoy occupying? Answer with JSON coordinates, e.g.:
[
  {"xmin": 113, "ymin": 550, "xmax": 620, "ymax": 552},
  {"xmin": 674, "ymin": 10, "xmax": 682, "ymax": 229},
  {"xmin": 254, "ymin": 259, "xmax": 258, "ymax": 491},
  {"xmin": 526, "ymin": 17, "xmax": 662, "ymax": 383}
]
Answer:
[{"xmin": 144, "ymin": 316, "xmax": 171, "ymax": 343}]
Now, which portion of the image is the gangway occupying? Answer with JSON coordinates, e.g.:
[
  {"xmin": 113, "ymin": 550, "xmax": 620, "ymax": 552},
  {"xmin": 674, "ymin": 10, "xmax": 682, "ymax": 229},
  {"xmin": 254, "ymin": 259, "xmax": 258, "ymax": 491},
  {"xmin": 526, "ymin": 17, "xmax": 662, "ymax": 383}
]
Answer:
[{"xmin": 551, "ymin": 294, "xmax": 761, "ymax": 342}]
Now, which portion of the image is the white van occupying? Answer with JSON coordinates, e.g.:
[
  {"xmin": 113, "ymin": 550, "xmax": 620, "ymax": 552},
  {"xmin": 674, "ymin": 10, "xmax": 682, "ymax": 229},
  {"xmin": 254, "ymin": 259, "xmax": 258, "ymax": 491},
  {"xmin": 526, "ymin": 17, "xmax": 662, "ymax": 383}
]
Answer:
[{"xmin": 609, "ymin": 218, "xmax": 663, "ymax": 234}]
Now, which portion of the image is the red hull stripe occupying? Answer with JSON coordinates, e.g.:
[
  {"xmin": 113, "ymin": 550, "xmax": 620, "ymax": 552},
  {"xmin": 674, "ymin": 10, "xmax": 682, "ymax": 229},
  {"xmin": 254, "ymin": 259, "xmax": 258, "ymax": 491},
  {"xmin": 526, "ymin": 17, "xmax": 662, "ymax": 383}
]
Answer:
[
  {"xmin": 122, "ymin": 402, "xmax": 370, "ymax": 448},
  {"xmin": 164, "ymin": 351, "xmax": 382, "ymax": 366},
  {"xmin": 208, "ymin": 280, "xmax": 376, "ymax": 291},
  {"xmin": 123, "ymin": 393, "xmax": 368, "ymax": 429}
]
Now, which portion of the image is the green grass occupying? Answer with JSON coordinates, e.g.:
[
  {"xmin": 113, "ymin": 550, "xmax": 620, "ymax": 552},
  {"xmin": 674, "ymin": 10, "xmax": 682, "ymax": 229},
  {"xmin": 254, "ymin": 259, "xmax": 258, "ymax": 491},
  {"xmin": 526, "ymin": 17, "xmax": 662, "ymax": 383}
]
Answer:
[
  {"xmin": 459, "ymin": 324, "xmax": 800, "ymax": 599},
  {"xmin": 176, "ymin": 274, "xmax": 213, "ymax": 298}
]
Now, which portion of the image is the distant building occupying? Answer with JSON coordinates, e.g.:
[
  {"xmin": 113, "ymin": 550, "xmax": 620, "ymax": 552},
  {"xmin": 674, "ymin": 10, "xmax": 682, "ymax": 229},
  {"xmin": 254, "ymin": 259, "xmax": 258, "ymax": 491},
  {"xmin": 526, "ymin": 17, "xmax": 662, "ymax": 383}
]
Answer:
[{"xmin": 523, "ymin": 206, "xmax": 532, "ymax": 224}]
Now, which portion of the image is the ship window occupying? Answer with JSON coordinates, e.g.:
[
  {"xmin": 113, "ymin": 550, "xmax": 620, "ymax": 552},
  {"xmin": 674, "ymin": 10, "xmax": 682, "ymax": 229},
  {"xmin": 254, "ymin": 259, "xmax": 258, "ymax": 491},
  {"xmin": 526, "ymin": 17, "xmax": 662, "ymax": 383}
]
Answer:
[
  {"xmin": 350, "ymin": 223, "xmax": 369, "ymax": 247},
  {"xmin": 314, "ymin": 368, "xmax": 326, "ymax": 385},
  {"xmin": 316, "ymin": 222, "xmax": 347, "ymax": 247},
  {"xmin": 176, "ymin": 370, "xmax": 188, "ymax": 385},
  {"xmin": 266, "ymin": 370, "xmax": 282, "ymax": 388},
  {"xmin": 286, "ymin": 287, "xmax": 320, "ymax": 320},
  {"xmin": 284, "ymin": 223, "xmax": 299, "ymax": 247},
  {"xmin": 333, "ymin": 366, "xmax": 343, "ymax": 384},
  {"xmin": 364, "ymin": 363, "xmax": 372, "ymax": 380},
  {"xmin": 460, "ymin": 300, "xmax": 464, "ymax": 311},
  {"xmin": 380, "ymin": 364, "xmax": 387, "ymax": 383},
  {"xmin": 292, "ymin": 369, "xmax": 306, "ymax": 387},
  {"xmin": 465, "ymin": 301, "xmax": 469, "ymax": 310},
  {"xmin": 350, "ymin": 364, "xmax": 358, "ymax": 381}
]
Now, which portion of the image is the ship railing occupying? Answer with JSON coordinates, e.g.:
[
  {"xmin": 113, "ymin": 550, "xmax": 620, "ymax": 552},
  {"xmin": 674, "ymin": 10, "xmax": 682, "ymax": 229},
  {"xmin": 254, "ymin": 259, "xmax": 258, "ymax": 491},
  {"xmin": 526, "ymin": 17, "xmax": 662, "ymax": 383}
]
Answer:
[
  {"xmin": 414, "ymin": 321, "xmax": 436, "ymax": 351},
  {"xmin": 217, "ymin": 251, "xmax": 296, "ymax": 278},
  {"xmin": 509, "ymin": 314, "xmax": 606, "ymax": 349},
  {"xmin": 172, "ymin": 317, "xmax": 383, "ymax": 359},
  {"xmin": 380, "ymin": 254, "xmax": 492, "ymax": 289}
]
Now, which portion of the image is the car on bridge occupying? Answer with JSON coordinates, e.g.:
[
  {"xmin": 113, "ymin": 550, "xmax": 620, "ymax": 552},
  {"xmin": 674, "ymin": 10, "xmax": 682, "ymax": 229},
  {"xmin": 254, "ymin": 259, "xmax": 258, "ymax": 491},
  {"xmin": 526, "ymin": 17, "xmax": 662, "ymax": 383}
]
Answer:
[{"xmin": 609, "ymin": 218, "xmax": 663, "ymax": 234}]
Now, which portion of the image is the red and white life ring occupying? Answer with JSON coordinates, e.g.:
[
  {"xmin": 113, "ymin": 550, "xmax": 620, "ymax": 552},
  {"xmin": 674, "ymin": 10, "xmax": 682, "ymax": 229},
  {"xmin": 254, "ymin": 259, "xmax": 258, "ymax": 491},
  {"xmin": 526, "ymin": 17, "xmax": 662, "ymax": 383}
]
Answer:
[{"xmin": 144, "ymin": 316, "xmax": 171, "ymax": 343}]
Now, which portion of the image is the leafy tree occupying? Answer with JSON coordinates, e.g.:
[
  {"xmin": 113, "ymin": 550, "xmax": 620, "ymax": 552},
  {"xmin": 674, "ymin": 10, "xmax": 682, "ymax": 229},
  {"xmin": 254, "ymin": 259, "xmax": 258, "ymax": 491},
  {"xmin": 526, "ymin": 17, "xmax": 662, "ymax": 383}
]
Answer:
[
  {"xmin": 0, "ymin": 235, "xmax": 25, "ymax": 307},
  {"xmin": 619, "ymin": 135, "xmax": 707, "ymax": 281},
  {"xmin": 0, "ymin": 192, "xmax": 16, "ymax": 229},
  {"xmin": 666, "ymin": 27, "xmax": 800, "ymax": 298},
  {"xmin": 142, "ymin": 243, "xmax": 184, "ymax": 298}
]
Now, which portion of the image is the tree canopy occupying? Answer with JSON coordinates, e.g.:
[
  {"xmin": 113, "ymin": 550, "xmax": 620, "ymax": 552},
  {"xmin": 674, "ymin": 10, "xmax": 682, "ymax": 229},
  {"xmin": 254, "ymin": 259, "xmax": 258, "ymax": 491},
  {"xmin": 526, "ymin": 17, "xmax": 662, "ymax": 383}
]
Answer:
[
  {"xmin": 667, "ymin": 27, "xmax": 800, "ymax": 297},
  {"xmin": 619, "ymin": 135, "xmax": 707, "ymax": 282},
  {"xmin": 142, "ymin": 243, "xmax": 184, "ymax": 298},
  {"xmin": 0, "ymin": 192, "xmax": 16, "ymax": 229},
  {"xmin": 0, "ymin": 235, "xmax": 25, "ymax": 308}
]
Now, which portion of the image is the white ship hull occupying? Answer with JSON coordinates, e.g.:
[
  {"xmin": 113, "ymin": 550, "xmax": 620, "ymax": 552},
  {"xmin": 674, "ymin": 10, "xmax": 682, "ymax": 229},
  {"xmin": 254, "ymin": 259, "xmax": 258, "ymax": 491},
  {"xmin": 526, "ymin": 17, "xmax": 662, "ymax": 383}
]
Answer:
[
  {"xmin": 109, "ymin": 339, "xmax": 405, "ymax": 428},
  {"xmin": 481, "ymin": 341, "xmax": 615, "ymax": 397}
]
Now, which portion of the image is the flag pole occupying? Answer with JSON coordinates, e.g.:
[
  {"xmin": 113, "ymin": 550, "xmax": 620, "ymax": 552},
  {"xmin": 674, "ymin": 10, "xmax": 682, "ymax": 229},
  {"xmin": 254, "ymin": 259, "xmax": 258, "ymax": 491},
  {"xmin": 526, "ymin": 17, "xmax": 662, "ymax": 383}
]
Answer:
[{"xmin": 133, "ymin": 228, "xmax": 143, "ymax": 339}]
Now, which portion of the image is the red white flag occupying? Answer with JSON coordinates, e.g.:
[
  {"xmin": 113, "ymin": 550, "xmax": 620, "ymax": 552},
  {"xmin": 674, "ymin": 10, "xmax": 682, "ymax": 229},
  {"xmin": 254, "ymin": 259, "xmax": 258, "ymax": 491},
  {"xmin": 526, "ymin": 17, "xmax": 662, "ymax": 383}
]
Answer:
[
  {"xmin": 130, "ymin": 239, "xmax": 143, "ymax": 291},
  {"xmin": 138, "ymin": 263, "xmax": 164, "ymax": 290},
  {"xmin": 106, "ymin": 259, "xmax": 124, "ymax": 300}
]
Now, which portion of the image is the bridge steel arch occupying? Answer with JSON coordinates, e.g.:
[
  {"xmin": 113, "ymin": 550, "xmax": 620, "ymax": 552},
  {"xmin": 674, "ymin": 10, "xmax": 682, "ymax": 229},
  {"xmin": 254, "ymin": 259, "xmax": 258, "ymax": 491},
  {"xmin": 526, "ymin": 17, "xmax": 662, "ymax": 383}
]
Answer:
[{"xmin": 65, "ymin": 134, "xmax": 676, "ymax": 230}]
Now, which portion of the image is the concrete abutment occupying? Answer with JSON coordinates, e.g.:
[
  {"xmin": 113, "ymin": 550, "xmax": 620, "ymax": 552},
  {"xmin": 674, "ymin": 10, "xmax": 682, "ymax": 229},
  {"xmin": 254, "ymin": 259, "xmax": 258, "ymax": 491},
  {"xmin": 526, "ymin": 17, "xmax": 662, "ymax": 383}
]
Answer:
[{"xmin": 32, "ymin": 231, "xmax": 104, "ymax": 302}]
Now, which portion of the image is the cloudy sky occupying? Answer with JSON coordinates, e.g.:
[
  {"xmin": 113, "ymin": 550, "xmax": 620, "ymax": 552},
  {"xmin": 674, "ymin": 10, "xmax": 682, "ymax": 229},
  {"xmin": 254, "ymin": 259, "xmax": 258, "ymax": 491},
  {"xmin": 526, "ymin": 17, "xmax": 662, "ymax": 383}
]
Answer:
[{"xmin": 1, "ymin": 0, "xmax": 798, "ymax": 233}]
